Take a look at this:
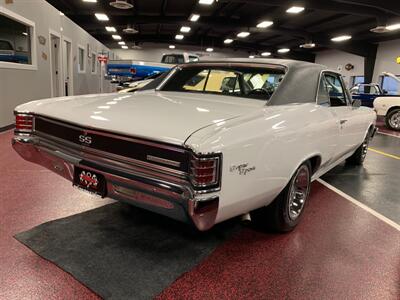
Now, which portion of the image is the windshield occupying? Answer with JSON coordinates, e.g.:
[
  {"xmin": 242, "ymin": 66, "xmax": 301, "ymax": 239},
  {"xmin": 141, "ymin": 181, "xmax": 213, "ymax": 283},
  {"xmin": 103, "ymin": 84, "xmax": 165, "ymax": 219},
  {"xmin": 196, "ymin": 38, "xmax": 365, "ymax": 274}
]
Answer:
[{"xmin": 161, "ymin": 65, "xmax": 285, "ymax": 101}]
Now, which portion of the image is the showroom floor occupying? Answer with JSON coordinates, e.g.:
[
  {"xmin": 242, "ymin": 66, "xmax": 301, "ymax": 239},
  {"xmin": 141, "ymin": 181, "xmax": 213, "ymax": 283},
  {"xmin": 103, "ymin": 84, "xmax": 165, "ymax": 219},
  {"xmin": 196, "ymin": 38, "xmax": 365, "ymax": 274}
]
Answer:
[{"xmin": 0, "ymin": 124, "xmax": 399, "ymax": 299}]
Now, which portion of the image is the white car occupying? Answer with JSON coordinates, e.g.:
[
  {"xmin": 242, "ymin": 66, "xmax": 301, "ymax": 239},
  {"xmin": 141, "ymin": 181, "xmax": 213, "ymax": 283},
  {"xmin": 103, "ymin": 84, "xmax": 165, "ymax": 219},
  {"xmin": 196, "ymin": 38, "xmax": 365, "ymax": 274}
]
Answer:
[
  {"xmin": 12, "ymin": 59, "xmax": 376, "ymax": 232},
  {"xmin": 374, "ymin": 97, "xmax": 400, "ymax": 131}
]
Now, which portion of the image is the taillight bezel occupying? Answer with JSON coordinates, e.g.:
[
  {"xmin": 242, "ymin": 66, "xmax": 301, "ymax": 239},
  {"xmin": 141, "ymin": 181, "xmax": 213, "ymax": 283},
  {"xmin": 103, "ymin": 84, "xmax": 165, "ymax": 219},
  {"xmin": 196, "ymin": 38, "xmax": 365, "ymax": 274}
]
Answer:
[
  {"xmin": 189, "ymin": 152, "xmax": 222, "ymax": 193},
  {"xmin": 14, "ymin": 112, "xmax": 34, "ymax": 134}
]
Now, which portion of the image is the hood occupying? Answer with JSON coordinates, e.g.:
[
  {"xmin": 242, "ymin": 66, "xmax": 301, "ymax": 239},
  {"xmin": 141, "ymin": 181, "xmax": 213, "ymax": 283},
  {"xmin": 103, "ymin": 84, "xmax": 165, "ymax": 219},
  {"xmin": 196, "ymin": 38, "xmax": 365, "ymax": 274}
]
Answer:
[{"xmin": 16, "ymin": 91, "xmax": 265, "ymax": 145}]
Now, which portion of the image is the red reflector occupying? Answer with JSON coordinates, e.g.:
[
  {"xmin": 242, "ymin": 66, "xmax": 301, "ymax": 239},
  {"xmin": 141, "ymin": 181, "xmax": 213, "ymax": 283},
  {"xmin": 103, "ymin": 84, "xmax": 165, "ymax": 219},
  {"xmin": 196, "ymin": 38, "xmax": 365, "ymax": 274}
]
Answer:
[
  {"xmin": 194, "ymin": 175, "xmax": 215, "ymax": 185},
  {"xmin": 192, "ymin": 167, "xmax": 215, "ymax": 176},
  {"xmin": 190, "ymin": 155, "xmax": 220, "ymax": 189},
  {"xmin": 130, "ymin": 68, "xmax": 136, "ymax": 75}
]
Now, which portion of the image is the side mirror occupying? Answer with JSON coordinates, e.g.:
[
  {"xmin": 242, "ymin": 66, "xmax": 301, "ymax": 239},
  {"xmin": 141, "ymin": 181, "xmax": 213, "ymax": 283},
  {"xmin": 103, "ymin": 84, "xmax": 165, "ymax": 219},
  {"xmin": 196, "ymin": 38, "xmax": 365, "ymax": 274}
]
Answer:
[{"xmin": 352, "ymin": 99, "xmax": 362, "ymax": 108}]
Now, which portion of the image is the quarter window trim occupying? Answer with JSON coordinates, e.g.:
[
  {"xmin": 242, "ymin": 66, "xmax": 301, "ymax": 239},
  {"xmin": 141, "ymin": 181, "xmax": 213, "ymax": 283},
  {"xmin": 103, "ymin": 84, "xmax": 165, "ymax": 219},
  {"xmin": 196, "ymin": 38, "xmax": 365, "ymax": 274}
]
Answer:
[{"xmin": 77, "ymin": 44, "xmax": 86, "ymax": 74}]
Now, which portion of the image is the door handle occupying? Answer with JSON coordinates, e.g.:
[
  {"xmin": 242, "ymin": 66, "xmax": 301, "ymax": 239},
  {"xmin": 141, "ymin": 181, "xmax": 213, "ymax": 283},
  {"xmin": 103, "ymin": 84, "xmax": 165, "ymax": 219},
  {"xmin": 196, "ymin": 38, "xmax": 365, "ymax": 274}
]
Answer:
[{"xmin": 340, "ymin": 119, "xmax": 348, "ymax": 125}]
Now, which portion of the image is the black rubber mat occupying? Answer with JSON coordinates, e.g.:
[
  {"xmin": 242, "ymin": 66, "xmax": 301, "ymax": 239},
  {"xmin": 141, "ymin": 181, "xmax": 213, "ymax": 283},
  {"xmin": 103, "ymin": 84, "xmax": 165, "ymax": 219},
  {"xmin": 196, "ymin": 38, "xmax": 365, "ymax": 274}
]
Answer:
[{"xmin": 15, "ymin": 202, "xmax": 240, "ymax": 300}]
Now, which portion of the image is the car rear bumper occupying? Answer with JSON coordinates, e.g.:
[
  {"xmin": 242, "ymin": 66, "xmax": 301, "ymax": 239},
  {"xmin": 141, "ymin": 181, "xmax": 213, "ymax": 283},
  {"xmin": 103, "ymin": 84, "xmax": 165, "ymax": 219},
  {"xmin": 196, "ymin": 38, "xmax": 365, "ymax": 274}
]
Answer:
[{"xmin": 12, "ymin": 135, "xmax": 219, "ymax": 231}]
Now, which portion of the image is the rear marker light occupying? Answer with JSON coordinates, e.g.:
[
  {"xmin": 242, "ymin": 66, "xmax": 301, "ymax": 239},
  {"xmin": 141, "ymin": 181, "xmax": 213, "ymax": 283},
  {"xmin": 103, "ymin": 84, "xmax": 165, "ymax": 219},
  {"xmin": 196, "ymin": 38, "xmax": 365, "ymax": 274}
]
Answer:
[
  {"xmin": 15, "ymin": 114, "xmax": 34, "ymax": 133},
  {"xmin": 190, "ymin": 154, "xmax": 221, "ymax": 190}
]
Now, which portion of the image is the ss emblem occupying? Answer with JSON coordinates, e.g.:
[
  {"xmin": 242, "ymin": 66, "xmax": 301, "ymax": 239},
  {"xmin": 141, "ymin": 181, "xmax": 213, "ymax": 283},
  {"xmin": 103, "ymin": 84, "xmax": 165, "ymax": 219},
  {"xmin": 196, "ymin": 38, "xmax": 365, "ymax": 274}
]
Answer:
[{"xmin": 79, "ymin": 134, "xmax": 92, "ymax": 145}]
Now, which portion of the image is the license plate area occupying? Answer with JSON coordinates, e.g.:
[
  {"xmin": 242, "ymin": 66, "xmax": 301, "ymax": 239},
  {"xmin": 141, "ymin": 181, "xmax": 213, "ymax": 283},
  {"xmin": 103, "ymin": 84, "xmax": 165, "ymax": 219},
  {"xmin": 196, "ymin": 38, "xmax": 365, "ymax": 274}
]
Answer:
[{"xmin": 73, "ymin": 167, "xmax": 107, "ymax": 197}]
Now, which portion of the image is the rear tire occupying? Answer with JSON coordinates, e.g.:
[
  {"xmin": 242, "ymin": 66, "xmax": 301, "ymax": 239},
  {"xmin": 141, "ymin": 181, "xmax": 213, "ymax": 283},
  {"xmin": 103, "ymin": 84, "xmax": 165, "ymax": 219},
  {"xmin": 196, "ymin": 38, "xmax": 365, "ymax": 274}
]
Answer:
[
  {"xmin": 346, "ymin": 131, "xmax": 371, "ymax": 165},
  {"xmin": 385, "ymin": 109, "xmax": 400, "ymax": 131},
  {"xmin": 250, "ymin": 161, "xmax": 311, "ymax": 233}
]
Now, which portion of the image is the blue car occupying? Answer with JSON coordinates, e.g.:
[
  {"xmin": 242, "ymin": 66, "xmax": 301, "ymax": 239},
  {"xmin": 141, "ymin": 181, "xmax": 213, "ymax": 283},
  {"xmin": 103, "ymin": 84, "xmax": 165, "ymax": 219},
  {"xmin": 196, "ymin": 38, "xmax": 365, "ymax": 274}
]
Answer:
[
  {"xmin": 107, "ymin": 60, "xmax": 172, "ymax": 80},
  {"xmin": 349, "ymin": 83, "xmax": 395, "ymax": 107}
]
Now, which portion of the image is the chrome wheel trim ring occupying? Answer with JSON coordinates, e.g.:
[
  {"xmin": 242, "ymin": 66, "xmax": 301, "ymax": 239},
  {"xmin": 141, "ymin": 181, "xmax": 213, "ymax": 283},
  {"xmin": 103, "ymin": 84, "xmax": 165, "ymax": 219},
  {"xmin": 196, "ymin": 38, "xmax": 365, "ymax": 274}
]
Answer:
[
  {"xmin": 361, "ymin": 136, "xmax": 369, "ymax": 161},
  {"xmin": 288, "ymin": 165, "xmax": 310, "ymax": 221},
  {"xmin": 389, "ymin": 112, "xmax": 400, "ymax": 129}
]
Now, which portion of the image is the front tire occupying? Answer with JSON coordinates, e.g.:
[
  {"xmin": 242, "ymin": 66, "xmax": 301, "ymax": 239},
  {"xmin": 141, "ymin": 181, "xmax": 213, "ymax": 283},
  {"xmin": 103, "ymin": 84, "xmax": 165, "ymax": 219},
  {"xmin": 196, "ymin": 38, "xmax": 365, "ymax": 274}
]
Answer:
[
  {"xmin": 385, "ymin": 108, "xmax": 400, "ymax": 131},
  {"xmin": 250, "ymin": 161, "xmax": 311, "ymax": 233}
]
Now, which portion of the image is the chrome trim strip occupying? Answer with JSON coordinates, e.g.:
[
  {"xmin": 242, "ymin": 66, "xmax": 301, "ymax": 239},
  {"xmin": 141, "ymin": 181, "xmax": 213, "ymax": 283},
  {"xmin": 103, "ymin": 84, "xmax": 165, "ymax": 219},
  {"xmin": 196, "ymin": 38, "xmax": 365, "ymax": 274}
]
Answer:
[{"xmin": 146, "ymin": 155, "xmax": 181, "ymax": 168}]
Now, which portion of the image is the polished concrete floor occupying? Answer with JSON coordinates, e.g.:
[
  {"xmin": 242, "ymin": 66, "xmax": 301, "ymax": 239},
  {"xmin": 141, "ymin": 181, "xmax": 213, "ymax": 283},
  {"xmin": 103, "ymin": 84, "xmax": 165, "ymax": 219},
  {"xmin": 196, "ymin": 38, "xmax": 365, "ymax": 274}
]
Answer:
[{"xmin": 0, "ymin": 125, "xmax": 399, "ymax": 299}]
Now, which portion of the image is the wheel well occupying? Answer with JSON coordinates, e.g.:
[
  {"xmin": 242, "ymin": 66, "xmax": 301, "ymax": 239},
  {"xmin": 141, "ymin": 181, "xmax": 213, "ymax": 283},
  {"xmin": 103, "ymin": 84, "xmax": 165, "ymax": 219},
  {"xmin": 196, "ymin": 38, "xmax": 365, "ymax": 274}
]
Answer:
[
  {"xmin": 387, "ymin": 106, "xmax": 400, "ymax": 115},
  {"xmin": 308, "ymin": 155, "xmax": 321, "ymax": 175}
]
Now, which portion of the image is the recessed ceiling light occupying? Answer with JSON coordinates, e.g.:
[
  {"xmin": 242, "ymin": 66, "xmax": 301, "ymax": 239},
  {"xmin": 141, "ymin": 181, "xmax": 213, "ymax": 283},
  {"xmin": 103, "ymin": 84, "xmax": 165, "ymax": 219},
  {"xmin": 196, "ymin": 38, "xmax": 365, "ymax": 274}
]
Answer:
[
  {"xmin": 261, "ymin": 52, "xmax": 271, "ymax": 56},
  {"xmin": 121, "ymin": 45, "xmax": 128, "ymax": 49},
  {"xmin": 105, "ymin": 26, "xmax": 117, "ymax": 32},
  {"xmin": 386, "ymin": 23, "xmax": 400, "ymax": 31},
  {"xmin": 331, "ymin": 35, "xmax": 352, "ymax": 42},
  {"xmin": 118, "ymin": 41, "xmax": 125, "ymax": 45},
  {"xmin": 300, "ymin": 42, "xmax": 316, "ymax": 48},
  {"xmin": 199, "ymin": 0, "xmax": 214, "ymax": 5},
  {"xmin": 175, "ymin": 34, "xmax": 184, "ymax": 40},
  {"xmin": 286, "ymin": 6, "xmax": 305, "ymax": 14},
  {"xmin": 237, "ymin": 31, "xmax": 250, "ymax": 38},
  {"xmin": 95, "ymin": 13, "xmax": 109, "ymax": 21},
  {"xmin": 83, "ymin": 0, "xmax": 97, "ymax": 2},
  {"xmin": 206, "ymin": 48, "xmax": 214, "ymax": 52},
  {"xmin": 249, "ymin": 55, "xmax": 255, "ymax": 58},
  {"xmin": 257, "ymin": 21, "xmax": 273, "ymax": 28},
  {"xmin": 180, "ymin": 26, "xmax": 191, "ymax": 33},
  {"xmin": 190, "ymin": 14, "xmax": 200, "ymax": 22},
  {"xmin": 112, "ymin": 35, "xmax": 122, "ymax": 40},
  {"xmin": 224, "ymin": 39, "xmax": 234, "ymax": 44},
  {"xmin": 278, "ymin": 48, "xmax": 290, "ymax": 53},
  {"xmin": 22, "ymin": 32, "xmax": 28, "ymax": 36},
  {"xmin": 169, "ymin": 45, "xmax": 176, "ymax": 49}
]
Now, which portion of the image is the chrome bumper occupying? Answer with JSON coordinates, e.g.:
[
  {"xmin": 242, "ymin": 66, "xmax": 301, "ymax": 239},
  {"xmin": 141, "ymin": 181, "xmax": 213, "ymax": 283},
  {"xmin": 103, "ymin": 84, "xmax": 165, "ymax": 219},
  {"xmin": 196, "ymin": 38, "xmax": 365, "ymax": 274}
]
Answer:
[{"xmin": 12, "ymin": 135, "xmax": 219, "ymax": 231}]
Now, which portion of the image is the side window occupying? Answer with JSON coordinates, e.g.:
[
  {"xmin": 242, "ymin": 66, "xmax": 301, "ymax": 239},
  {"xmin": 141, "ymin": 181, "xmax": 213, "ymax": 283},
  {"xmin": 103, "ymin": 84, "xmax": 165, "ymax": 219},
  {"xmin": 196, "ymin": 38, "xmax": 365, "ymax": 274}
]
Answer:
[{"xmin": 321, "ymin": 73, "xmax": 348, "ymax": 107}]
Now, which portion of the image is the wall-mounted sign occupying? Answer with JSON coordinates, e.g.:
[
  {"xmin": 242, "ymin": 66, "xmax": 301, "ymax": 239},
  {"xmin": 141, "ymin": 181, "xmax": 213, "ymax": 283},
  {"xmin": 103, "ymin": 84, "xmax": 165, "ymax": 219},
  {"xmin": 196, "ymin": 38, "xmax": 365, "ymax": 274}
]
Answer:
[
  {"xmin": 38, "ymin": 35, "xmax": 46, "ymax": 45},
  {"xmin": 345, "ymin": 63, "xmax": 354, "ymax": 71}
]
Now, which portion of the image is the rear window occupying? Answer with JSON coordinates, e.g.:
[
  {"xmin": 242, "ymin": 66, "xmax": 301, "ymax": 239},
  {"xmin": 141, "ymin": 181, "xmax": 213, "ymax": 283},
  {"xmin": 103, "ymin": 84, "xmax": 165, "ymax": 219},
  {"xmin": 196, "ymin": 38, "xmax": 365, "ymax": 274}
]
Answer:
[
  {"xmin": 161, "ymin": 65, "xmax": 285, "ymax": 101},
  {"xmin": 161, "ymin": 55, "xmax": 184, "ymax": 64}
]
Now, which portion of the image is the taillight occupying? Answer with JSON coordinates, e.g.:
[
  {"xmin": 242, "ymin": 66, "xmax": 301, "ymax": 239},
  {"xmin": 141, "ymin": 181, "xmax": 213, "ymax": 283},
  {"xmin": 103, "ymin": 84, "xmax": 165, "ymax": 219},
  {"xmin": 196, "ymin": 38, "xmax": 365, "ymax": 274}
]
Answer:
[
  {"xmin": 15, "ymin": 114, "xmax": 34, "ymax": 133},
  {"xmin": 190, "ymin": 154, "xmax": 221, "ymax": 191}
]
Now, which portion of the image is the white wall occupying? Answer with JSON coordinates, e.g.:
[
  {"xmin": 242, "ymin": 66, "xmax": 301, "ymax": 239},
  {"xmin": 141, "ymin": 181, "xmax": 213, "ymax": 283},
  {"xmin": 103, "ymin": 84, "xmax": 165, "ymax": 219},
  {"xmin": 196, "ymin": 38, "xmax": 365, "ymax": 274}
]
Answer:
[
  {"xmin": 372, "ymin": 39, "xmax": 400, "ymax": 83},
  {"xmin": 112, "ymin": 42, "xmax": 249, "ymax": 62},
  {"xmin": 0, "ymin": 0, "xmax": 115, "ymax": 128},
  {"xmin": 315, "ymin": 49, "xmax": 365, "ymax": 87}
]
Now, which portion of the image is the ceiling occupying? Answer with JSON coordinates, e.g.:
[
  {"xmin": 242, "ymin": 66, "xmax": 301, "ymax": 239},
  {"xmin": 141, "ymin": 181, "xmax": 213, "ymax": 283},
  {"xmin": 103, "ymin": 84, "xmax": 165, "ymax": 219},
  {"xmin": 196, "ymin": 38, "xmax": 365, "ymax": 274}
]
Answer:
[{"xmin": 47, "ymin": 0, "xmax": 400, "ymax": 61}]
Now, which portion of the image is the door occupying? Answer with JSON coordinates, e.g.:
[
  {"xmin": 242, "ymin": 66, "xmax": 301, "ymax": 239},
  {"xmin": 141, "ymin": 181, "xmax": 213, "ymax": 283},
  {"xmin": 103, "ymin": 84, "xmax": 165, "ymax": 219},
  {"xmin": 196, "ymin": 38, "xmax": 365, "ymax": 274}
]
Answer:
[
  {"xmin": 319, "ymin": 72, "xmax": 364, "ymax": 160},
  {"xmin": 50, "ymin": 34, "xmax": 61, "ymax": 97},
  {"xmin": 62, "ymin": 39, "xmax": 73, "ymax": 96}
]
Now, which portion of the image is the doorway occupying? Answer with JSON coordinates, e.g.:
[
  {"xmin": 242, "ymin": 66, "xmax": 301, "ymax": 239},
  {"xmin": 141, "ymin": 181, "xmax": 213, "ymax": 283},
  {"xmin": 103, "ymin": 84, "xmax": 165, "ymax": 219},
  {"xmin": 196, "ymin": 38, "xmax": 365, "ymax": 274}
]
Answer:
[
  {"xmin": 49, "ymin": 31, "xmax": 62, "ymax": 97},
  {"xmin": 62, "ymin": 37, "xmax": 73, "ymax": 96}
]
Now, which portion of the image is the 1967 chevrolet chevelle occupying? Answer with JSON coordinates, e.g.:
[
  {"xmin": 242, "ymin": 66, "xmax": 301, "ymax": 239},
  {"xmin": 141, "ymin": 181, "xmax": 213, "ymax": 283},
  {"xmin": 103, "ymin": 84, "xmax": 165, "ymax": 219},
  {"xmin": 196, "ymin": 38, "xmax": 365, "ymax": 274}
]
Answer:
[{"xmin": 12, "ymin": 59, "xmax": 376, "ymax": 232}]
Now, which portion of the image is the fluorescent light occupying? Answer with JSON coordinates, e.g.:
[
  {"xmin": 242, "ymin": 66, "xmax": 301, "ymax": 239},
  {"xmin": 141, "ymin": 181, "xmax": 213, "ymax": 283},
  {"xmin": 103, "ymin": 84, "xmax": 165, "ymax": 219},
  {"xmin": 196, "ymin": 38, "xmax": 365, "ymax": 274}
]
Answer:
[
  {"xmin": 278, "ymin": 48, "xmax": 290, "ymax": 53},
  {"xmin": 386, "ymin": 23, "xmax": 400, "ymax": 31},
  {"xmin": 83, "ymin": 0, "xmax": 97, "ymax": 2},
  {"xmin": 169, "ymin": 45, "xmax": 176, "ymax": 49},
  {"xmin": 175, "ymin": 34, "xmax": 184, "ymax": 40},
  {"xmin": 190, "ymin": 14, "xmax": 200, "ymax": 22},
  {"xmin": 300, "ymin": 43, "xmax": 316, "ymax": 48},
  {"xmin": 257, "ymin": 21, "xmax": 273, "ymax": 28},
  {"xmin": 121, "ymin": 45, "xmax": 128, "ymax": 49},
  {"xmin": 206, "ymin": 48, "xmax": 214, "ymax": 52},
  {"xmin": 331, "ymin": 35, "xmax": 352, "ymax": 42},
  {"xmin": 22, "ymin": 32, "xmax": 28, "ymax": 36},
  {"xmin": 199, "ymin": 0, "xmax": 214, "ymax": 5},
  {"xmin": 112, "ymin": 35, "xmax": 122, "ymax": 40},
  {"xmin": 105, "ymin": 26, "xmax": 116, "ymax": 32},
  {"xmin": 249, "ymin": 55, "xmax": 255, "ymax": 58},
  {"xmin": 118, "ymin": 41, "xmax": 125, "ymax": 45},
  {"xmin": 261, "ymin": 52, "xmax": 271, "ymax": 56},
  {"xmin": 286, "ymin": 6, "xmax": 305, "ymax": 14},
  {"xmin": 95, "ymin": 13, "xmax": 109, "ymax": 21},
  {"xmin": 180, "ymin": 26, "xmax": 191, "ymax": 33},
  {"xmin": 224, "ymin": 39, "xmax": 234, "ymax": 44},
  {"xmin": 237, "ymin": 31, "xmax": 250, "ymax": 38}
]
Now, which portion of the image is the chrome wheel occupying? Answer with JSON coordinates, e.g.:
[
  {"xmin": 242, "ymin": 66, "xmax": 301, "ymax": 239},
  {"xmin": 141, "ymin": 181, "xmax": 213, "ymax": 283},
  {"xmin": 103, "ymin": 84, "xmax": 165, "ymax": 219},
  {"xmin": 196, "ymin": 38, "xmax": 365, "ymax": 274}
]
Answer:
[
  {"xmin": 361, "ymin": 136, "xmax": 369, "ymax": 161},
  {"xmin": 288, "ymin": 165, "xmax": 310, "ymax": 221},
  {"xmin": 389, "ymin": 111, "xmax": 400, "ymax": 130}
]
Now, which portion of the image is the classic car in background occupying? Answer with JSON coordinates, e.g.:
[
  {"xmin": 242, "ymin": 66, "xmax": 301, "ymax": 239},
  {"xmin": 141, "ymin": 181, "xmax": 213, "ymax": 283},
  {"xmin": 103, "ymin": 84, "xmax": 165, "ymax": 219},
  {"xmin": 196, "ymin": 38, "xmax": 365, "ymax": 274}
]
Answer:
[
  {"xmin": 118, "ymin": 72, "xmax": 166, "ymax": 93},
  {"xmin": 350, "ymin": 83, "xmax": 389, "ymax": 107},
  {"xmin": 107, "ymin": 52, "xmax": 199, "ymax": 80},
  {"xmin": 0, "ymin": 39, "xmax": 29, "ymax": 64},
  {"xmin": 12, "ymin": 59, "xmax": 376, "ymax": 233}
]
